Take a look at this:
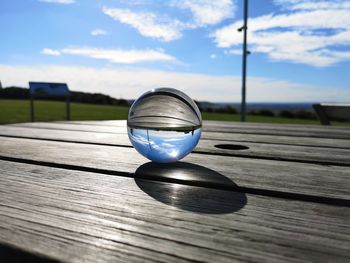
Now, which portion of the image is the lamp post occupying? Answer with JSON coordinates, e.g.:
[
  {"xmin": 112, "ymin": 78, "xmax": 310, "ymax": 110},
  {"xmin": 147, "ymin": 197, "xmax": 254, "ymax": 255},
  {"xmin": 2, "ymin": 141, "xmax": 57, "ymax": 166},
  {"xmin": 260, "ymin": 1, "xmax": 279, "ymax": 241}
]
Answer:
[{"xmin": 239, "ymin": 0, "xmax": 249, "ymax": 122}]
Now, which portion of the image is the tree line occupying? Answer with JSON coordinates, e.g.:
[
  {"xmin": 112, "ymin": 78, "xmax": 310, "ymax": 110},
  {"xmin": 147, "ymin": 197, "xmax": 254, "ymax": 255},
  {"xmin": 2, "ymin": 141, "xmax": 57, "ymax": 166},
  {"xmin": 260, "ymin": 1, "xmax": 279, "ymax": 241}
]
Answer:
[{"xmin": 195, "ymin": 102, "xmax": 317, "ymax": 120}]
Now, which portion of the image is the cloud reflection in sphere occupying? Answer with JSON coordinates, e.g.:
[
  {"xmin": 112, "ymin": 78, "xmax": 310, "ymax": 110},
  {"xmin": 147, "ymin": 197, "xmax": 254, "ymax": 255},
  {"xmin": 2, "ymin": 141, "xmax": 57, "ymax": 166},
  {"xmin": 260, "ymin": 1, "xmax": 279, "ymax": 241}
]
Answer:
[{"xmin": 127, "ymin": 88, "xmax": 202, "ymax": 163}]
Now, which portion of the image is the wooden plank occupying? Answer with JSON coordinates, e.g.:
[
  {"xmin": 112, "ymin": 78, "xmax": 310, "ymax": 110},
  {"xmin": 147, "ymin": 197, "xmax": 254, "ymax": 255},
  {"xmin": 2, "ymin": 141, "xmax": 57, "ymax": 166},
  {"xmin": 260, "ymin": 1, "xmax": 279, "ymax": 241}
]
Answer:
[
  {"xmin": 10, "ymin": 121, "xmax": 350, "ymax": 140},
  {"xmin": 203, "ymin": 123, "xmax": 350, "ymax": 139},
  {"xmin": 0, "ymin": 137, "xmax": 349, "ymax": 201},
  {"xmin": 0, "ymin": 126, "xmax": 128, "ymax": 145},
  {"xmin": 68, "ymin": 119, "xmax": 350, "ymax": 147},
  {"xmin": 313, "ymin": 103, "xmax": 350, "ymax": 125},
  {"xmin": 197, "ymin": 140, "xmax": 350, "ymax": 165},
  {"xmin": 202, "ymin": 131, "xmax": 350, "ymax": 149},
  {"xmin": 4, "ymin": 124, "xmax": 350, "ymax": 149},
  {"xmin": 9, "ymin": 122, "xmax": 122, "ymax": 134},
  {"xmin": 203, "ymin": 120, "xmax": 350, "ymax": 130},
  {"xmin": 313, "ymin": 104, "xmax": 331, "ymax": 125},
  {"xmin": 0, "ymin": 160, "xmax": 349, "ymax": 262},
  {"xmin": 59, "ymin": 120, "xmax": 350, "ymax": 131},
  {"xmin": 63, "ymin": 120, "xmax": 350, "ymax": 135},
  {"xmin": 57, "ymin": 120, "xmax": 126, "ymax": 126},
  {"xmin": 1, "ymin": 126, "xmax": 350, "ymax": 165},
  {"xmin": 5, "ymin": 121, "xmax": 350, "ymax": 150},
  {"xmin": 9, "ymin": 120, "xmax": 350, "ymax": 140}
]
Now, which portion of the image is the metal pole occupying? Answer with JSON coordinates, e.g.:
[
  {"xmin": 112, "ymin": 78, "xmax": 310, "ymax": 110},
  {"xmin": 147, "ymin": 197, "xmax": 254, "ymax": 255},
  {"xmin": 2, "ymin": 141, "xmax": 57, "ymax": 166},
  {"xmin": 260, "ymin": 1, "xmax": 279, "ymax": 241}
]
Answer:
[{"xmin": 240, "ymin": 0, "xmax": 249, "ymax": 122}]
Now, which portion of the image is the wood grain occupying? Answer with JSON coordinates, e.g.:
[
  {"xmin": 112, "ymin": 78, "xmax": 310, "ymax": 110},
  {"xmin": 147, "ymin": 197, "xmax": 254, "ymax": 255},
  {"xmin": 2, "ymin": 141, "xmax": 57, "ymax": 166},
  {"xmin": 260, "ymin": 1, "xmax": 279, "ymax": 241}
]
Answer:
[
  {"xmin": 58, "ymin": 121, "xmax": 350, "ymax": 148},
  {"xmin": 0, "ymin": 160, "xmax": 349, "ymax": 263},
  {"xmin": 1, "ymin": 120, "xmax": 350, "ymax": 262},
  {"xmin": 8, "ymin": 122, "xmax": 350, "ymax": 149},
  {"xmin": 0, "ymin": 137, "xmax": 349, "ymax": 201},
  {"xmin": 2, "ymin": 126, "xmax": 350, "ymax": 165},
  {"xmin": 9, "ymin": 121, "xmax": 350, "ymax": 139},
  {"xmin": 202, "ymin": 131, "xmax": 350, "ymax": 149},
  {"xmin": 59, "ymin": 120, "xmax": 350, "ymax": 131}
]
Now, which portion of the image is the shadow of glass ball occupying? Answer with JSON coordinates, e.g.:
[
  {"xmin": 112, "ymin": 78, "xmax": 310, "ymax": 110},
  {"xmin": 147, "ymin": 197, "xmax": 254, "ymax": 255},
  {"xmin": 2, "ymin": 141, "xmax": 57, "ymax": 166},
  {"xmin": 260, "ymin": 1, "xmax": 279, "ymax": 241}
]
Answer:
[{"xmin": 135, "ymin": 162, "xmax": 247, "ymax": 214}]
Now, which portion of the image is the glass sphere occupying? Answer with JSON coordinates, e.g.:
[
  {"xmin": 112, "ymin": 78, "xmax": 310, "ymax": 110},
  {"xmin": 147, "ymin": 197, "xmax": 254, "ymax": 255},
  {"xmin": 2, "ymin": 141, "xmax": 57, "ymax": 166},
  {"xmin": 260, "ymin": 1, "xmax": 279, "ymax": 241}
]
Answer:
[{"xmin": 127, "ymin": 88, "xmax": 202, "ymax": 163}]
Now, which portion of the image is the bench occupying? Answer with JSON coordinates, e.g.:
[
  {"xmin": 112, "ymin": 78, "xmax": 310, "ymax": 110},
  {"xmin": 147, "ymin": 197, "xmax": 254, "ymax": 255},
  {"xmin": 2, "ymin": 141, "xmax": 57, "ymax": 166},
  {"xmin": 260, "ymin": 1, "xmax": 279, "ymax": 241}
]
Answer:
[{"xmin": 313, "ymin": 103, "xmax": 350, "ymax": 125}]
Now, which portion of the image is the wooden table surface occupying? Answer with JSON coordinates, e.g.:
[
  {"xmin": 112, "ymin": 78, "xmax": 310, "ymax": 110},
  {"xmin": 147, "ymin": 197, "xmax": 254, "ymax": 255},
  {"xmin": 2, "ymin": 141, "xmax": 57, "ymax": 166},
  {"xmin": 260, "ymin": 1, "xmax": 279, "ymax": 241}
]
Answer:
[{"xmin": 0, "ymin": 120, "xmax": 349, "ymax": 262}]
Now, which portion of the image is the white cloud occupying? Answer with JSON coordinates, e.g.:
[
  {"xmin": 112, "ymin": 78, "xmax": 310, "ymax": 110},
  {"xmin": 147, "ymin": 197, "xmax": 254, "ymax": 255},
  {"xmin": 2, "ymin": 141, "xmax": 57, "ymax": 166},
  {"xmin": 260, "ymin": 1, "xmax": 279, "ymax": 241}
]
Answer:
[
  {"xmin": 39, "ymin": 0, "xmax": 75, "ymax": 4},
  {"xmin": 102, "ymin": 1, "xmax": 236, "ymax": 42},
  {"xmin": 213, "ymin": 1, "xmax": 350, "ymax": 67},
  {"xmin": 274, "ymin": 0, "xmax": 350, "ymax": 10},
  {"xmin": 1, "ymin": 64, "xmax": 348, "ymax": 102},
  {"xmin": 171, "ymin": 0, "xmax": 235, "ymax": 26},
  {"xmin": 42, "ymin": 47, "xmax": 176, "ymax": 64},
  {"xmin": 41, "ymin": 48, "xmax": 61, "ymax": 56},
  {"xmin": 210, "ymin": 54, "xmax": 217, "ymax": 59},
  {"xmin": 102, "ymin": 7, "xmax": 184, "ymax": 42},
  {"xmin": 91, "ymin": 29, "xmax": 108, "ymax": 36}
]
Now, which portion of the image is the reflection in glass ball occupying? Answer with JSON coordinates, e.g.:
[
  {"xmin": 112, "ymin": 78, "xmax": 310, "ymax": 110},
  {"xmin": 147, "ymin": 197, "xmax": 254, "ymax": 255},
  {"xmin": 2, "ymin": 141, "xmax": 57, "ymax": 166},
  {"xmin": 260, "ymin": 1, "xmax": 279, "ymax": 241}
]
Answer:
[{"xmin": 127, "ymin": 88, "xmax": 202, "ymax": 163}]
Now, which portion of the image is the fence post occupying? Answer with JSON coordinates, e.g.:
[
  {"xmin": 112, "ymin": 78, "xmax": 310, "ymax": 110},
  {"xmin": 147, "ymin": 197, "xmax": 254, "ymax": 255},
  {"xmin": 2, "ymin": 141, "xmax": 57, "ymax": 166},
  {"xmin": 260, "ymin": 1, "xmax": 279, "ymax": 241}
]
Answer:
[
  {"xmin": 30, "ymin": 94, "xmax": 35, "ymax": 122},
  {"xmin": 66, "ymin": 96, "xmax": 71, "ymax": 121}
]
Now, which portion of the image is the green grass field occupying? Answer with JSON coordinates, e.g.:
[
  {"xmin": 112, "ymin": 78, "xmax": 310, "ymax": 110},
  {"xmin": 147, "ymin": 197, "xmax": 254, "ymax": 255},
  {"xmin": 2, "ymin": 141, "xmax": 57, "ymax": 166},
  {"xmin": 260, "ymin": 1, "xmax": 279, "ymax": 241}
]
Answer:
[
  {"xmin": 0, "ymin": 99, "xmax": 129, "ymax": 124},
  {"xmin": 0, "ymin": 99, "xmax": 348, "ymax": 126}
]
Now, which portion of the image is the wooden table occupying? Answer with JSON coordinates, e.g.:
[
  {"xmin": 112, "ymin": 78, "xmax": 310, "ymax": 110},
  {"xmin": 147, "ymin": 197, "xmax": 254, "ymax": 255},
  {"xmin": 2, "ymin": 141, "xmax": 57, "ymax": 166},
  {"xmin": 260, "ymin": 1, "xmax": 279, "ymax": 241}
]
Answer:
[{"xmin": 0, "ymin": 120, "xmax": 349, "ymax": 262}]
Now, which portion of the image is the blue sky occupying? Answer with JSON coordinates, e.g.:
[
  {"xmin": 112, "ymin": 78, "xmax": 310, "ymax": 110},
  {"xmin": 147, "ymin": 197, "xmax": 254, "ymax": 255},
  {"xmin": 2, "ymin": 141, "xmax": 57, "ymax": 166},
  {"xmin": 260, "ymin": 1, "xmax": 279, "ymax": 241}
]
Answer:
[{"xmin": 1, "ymin": 0, "xmax": 350, "ymax": 102}]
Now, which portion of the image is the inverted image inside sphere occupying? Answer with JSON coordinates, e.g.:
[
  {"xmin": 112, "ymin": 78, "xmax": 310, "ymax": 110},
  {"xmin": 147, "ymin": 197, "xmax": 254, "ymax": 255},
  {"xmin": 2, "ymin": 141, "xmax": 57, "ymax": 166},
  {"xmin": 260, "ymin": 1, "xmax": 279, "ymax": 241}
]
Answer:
[
  {"xmin": 128, "ymin": 127, "xmax": 202, "ymax": 163},
  {"xmin": 127, "ymin": 88, "xmax": 202, "ymax": 163}
]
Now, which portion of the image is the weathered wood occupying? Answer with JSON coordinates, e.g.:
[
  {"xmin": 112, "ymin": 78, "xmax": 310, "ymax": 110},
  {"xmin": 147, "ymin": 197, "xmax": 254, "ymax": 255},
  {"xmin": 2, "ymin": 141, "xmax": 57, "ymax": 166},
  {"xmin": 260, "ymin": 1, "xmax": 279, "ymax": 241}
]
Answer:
[
  {"xmin": 8, "ymin": 121, "xmax": 350, "ymax": 140},
  {"xmin": 202, "ymin": 131, "xmax": 350, "ymax": 149},
  {"xmin": 57, "ymin": 120, "xmax": 127, "ymax": 126},
  {"xmin": 313, "ymin": 104, "xmax": 331, "ymax": 125},
  {"xmin": 5, "ymin": 124, "xmax": 350, "ymax": 149},
  {"xmin": 1, "ymin": 120, "xmax": 350, "ymax": 262},
  {"xmin": 197, "ymin": 140, "xmax": 350, "ymax": 165},
  {"xmin": 9, "ymin": 122, "xmax": 122, "ymax": 134},
  {"xmin": 57, "ymin": 120, "xmax": 350, "ymax": 148},
  {"xmin": 59, "ymin": 120, "xmax": 350, "ymax": 131},
  {"xmin": 67, "ymin": 119, "xmax": 350, "ymax": 135},
  {"xmin": 9, "ymin": 120, "xmax": 350, "ymax": 140},
  {"xmin": 203, "ymin": 123, "xmax": 350, "ymax": 139},
  {"xmin": 0, "ymin": 161, "xmax": 349, "ymax": 263},
  {"xmin": 1, "ymin": 126, "xmax": 350, "ymax": 165},
  {"xmin": 0, "ymin": 137, "xmax": 349, "ymax": 201},
  {"xmin": 313, "ymin": 103, "xmax": 350, "ymax": 125},
  {"xmin": 203, "ymin": 120, "xmax": 349, "ymax": 129}
]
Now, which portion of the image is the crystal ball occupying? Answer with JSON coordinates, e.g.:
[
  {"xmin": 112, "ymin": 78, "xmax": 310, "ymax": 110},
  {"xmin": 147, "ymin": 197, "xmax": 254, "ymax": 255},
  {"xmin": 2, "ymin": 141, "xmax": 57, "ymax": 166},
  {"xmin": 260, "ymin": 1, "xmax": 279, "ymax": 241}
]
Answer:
[{"xmin": 127, "ymin": 88, "xmax": 202, "ymax": 163}]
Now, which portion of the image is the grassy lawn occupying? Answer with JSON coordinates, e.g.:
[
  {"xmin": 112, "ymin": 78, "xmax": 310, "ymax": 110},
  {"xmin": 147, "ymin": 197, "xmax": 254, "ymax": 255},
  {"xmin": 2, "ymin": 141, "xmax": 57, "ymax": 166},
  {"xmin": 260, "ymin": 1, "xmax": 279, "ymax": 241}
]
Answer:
[
  {"xmin": 1, "ymin": 99, "xmax": 349, "ymax": 126},
  {"xmin": 0, "ymin": 99, "xmax": 129, "ymax": 124}
]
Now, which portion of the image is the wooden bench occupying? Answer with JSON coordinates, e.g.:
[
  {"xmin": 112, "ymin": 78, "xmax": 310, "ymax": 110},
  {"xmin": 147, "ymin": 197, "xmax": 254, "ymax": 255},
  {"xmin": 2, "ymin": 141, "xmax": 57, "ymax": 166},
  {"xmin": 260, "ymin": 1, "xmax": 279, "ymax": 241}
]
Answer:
[
  {"xmin": 313, "ymin": 103, "xmax": 350, "ymax": 125},
  {"xmin": 0, "ymin": 120, "xmax": 349, "ymax": 262}
]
